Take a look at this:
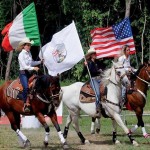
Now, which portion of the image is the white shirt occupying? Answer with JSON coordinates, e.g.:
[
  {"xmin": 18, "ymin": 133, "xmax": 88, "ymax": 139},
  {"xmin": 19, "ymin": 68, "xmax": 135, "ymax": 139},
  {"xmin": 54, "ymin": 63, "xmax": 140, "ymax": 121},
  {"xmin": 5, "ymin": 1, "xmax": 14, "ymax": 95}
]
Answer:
[
  {"xmin": 118, "ymin": 55, "xmax": 131, "ymax": 71},
  {"xmin": 18, "ymin": 49, "xmax": 41, "ymax": 71}
]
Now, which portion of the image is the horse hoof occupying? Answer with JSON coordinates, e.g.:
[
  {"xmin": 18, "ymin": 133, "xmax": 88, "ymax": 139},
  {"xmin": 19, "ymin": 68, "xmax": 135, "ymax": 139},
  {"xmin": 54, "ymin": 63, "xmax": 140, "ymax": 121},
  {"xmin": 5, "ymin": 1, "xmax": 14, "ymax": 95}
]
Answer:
[
  {"xmin": 91, "ymin": 130, "xmax": 95, "ymax": 134},
  {"xmin": 133, "ymin": 140, "xmax": 139, "ymax": 147},
  {"xmin": 85, "ymin": 140, "xmax": 90, "ymax": 145},
  {"xmin": 23, "ymin": 139, "xmax": 31, "ymax": 148},
  {"xmin": 43, "ymin": 141, "xmax": 48, "ymax": 147},
  {"xmin": 115, "ymin": 140, "xmax": 121, "ymax": 144},
  {"xmin": 96, "ymin": 128, "xmax": 100, "ymax": 134},
  {"xmin": 144, "ymin": 133, "xmax": 150, "ymax": 138},
  {"xmin": 63, "ymin": 142, "xmax": 69, "ymax": 149}
]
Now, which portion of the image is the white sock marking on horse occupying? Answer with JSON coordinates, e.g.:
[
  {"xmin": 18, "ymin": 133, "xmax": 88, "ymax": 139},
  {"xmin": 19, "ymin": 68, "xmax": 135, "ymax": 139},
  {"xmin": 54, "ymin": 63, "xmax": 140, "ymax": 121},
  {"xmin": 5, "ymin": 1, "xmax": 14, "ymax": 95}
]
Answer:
[
  {"xmin": 16, "ymin": 129, "xmax": 27, "ymax": 141},
  {"xmin": 58, "ymin": 131, "xmax": 65, "ymax": 144},
  {"xmin": 44, "ymin": 132, "xmax": 49, "ymax": 142},
  {"xmin": 142, "ymin": 127, "xmax": 147, "ymax": 136},
  {"xmin": 130, "ymin": 125, "xmax": 138, "ymax": 133}
]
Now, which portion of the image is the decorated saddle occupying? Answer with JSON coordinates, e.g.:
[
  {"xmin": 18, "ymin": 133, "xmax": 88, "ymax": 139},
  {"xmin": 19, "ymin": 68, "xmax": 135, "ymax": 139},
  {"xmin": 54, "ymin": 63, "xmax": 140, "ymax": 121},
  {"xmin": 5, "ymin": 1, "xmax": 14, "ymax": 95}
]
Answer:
[
  {"xmin": 80, "ymin": 81, "xmax": 107, "ymax": 103},
  {"xmin": 6, "ymin": 75, "xmax": 37, "ymax": 99}
]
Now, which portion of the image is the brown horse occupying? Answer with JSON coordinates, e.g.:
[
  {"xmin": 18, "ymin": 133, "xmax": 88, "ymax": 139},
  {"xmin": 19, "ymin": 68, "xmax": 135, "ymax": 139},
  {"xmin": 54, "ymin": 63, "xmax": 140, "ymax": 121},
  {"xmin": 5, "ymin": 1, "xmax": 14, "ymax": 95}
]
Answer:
[
  {"xmin": 0, "ymin": 74, "xmax": 68, "ymax": 149},
  {"xmin": 90, "ymin": 61, "xmax": 150, "ymax": 138},
  {"xmin": 126, "ymin": 62, "xmax": 150, "ymax": 138}
]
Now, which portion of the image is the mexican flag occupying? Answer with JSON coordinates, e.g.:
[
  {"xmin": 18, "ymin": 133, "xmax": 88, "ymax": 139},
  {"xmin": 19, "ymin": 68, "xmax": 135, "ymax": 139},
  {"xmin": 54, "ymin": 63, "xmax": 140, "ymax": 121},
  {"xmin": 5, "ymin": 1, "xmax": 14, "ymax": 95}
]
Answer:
[{"xmin": 1, "ymin": 2, "xmax": 41, "ymax": 52}]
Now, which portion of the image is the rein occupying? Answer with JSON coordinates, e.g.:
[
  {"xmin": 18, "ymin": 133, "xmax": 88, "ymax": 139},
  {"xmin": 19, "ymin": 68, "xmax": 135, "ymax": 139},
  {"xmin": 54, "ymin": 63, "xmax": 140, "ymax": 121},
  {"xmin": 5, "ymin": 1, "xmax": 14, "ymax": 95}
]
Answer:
[
  {"xmin": 105, "ymin": 99, "xmax": 121, "ymax": 108},
  {"xmin": 36, "ymin": 89, "xmax": 62, "ymax": 104}
]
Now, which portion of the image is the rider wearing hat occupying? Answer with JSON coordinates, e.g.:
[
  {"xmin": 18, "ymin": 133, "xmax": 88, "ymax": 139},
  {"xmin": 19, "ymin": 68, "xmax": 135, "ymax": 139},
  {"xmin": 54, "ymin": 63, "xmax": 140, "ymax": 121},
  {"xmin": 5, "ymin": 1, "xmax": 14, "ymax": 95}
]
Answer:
[
  {"xmin": 81, "ymin": 47, "xmax": 102, "ymax": 117},
  {"xmin": 17, "ymin": 37, "xmax": 43, "ymax": 113}
]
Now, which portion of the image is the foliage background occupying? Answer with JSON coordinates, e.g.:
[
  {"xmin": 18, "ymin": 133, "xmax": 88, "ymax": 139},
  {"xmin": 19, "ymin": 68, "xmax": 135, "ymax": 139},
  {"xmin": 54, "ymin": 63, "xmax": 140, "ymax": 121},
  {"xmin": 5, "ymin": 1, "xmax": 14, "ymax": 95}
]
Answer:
[{"xmin": 0, "ymin": 0, "xmax": 150, "ymax": 81}]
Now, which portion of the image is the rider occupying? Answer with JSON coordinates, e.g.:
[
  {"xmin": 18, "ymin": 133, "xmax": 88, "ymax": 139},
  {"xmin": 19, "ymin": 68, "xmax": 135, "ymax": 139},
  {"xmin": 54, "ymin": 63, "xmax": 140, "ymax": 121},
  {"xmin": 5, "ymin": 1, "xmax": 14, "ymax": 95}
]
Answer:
[
  {"xmin": 118, "ymin": 45, "xmax": 136, "ymax": 105},
  {"xmin": 80, "ymin": 47, "xmax": 102, "ymax": 117},
  {"xmin": 17, "ymin": 37, "xmax": 43, "ymax": 113}
]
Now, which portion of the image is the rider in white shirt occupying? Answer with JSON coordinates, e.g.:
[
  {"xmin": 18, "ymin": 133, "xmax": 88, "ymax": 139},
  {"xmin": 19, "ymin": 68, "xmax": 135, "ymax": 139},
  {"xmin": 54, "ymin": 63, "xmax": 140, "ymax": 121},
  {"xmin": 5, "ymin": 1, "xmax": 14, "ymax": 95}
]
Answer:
[
  {"xmin": 118, "ymin": 45, "xmax": 134, "ymax": 105},
  {"xmin": 17, "ymin": 37, "xmax": 42, "ymax": 113}
]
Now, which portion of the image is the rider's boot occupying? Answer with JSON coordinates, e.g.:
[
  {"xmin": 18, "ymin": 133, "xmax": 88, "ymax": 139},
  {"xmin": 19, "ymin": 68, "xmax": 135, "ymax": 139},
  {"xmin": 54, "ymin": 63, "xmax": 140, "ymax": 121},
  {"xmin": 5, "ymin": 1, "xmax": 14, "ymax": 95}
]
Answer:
[
  {"xmin": 23, "ymin": 97, "xmax": 31, "ymax": 113},
  {"xmin": 95, "ymin": 103, "xmax": 102, "ymax": 118}
]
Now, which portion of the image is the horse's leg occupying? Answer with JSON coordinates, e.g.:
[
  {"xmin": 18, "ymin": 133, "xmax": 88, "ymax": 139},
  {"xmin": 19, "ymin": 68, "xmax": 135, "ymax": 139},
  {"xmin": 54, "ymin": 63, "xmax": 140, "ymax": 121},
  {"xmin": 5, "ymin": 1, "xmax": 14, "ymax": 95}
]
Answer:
[
  {"xmin": 95, "ymin": 118, "xmax": 100, "ymax": 134},
  {"xmin": 113, "ymin": 113, "xmax": 138, "ymax": 146},
  {"xmin": 36, "ymin": 112, "xmax": 51, "ymax": 147},
  {"xmin": 6, "ymin": 111, "xmax": 31, "ymax": 148},
  {"xmin": 48, "ymin": 109, "xmax": 69, "ymax": 149},
  {"xmin": 70, "ymin": 110, "xmax": 90, "ymax": 145},
  {"xmin": 91, "ymin": 117, "xmax": 96, "ymax": 134},
  {"xmin": 13, "ymin": 112, "xmax": 25, "ymax": 147},
  {"xmin": 63, "ymin": 113, "xmax": 72, "ymax": 138},
  {"xmin": 111, "ymin": 119, "xmax": 120, "ymax": 144},
  {"xmin": 130, "ymin": 109, "xmax": 150, "ymax": 138},
  {"xmin": 91, "ymin": 117, "xmax": 100, "ymax": 134}
]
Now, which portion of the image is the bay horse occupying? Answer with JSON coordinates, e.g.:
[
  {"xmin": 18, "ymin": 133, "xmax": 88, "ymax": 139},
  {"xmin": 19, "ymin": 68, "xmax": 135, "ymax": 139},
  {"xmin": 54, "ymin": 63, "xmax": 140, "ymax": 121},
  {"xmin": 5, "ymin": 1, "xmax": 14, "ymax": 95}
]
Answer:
[
  {"xmin": 61, "ymin": 61, "xmax": 139, "ymax": 146},
  {"xmin": 90, "ymin": 61, "xmax": 150, "ymax": 138},
  {"xmin": 0, "ymin": 74, "xmax": 68, "ymax": 149}
]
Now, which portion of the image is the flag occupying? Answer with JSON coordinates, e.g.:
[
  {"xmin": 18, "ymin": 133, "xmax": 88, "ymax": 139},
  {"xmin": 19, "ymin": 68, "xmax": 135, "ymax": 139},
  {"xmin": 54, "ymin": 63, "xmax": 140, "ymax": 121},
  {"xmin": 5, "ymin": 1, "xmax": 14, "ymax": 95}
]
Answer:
[
  {"xmin": 1, "ymin": 2, "xmax": 40, "ymax": 52},
  {"xmin": 90, "ymin": 17, "xmax": 135, "ymax": 58},
  {"xmin": 39, "ymin": 21, "xmax": 84, "ymax": 76}
]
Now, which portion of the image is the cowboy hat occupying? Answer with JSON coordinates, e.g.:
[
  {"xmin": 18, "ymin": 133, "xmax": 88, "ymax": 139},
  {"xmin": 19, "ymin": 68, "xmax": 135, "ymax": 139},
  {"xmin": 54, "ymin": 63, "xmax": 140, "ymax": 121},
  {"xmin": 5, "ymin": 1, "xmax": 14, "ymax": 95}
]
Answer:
[
  {"xmin": 16, "ymin": 37, "xmax": 34, "ymax": 51},
  {"xmin": 85, "ymin": 47, "xmax": 96, "ymax": 59}
]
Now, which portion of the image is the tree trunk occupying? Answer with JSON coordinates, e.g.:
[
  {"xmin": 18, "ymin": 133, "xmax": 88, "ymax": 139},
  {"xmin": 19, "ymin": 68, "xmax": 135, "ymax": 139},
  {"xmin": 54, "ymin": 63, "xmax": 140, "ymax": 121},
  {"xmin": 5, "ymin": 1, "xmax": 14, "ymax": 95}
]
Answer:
[
  {"xmin": 5, "ymin": 51, "xmax": 13, "ymax": 80},
  {"xmin": 125, "ymin": 0, "xmax": 131, "ymax": 17},
  {"xmin": 5, "ymin": 0, "xmax": 16, "ymax": 81}
]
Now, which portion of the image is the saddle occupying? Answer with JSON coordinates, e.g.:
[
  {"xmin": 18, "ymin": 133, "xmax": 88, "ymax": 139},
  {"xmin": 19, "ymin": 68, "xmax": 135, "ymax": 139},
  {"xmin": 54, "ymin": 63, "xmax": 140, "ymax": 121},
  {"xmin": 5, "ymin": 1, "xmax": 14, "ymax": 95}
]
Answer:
[
  {"xmin": 80, "ymin": 81, "xmax": 107, "ymax": 103},
  {"xmin": 6, "ymin": 75, "xmax": 37, "ymax": 99}
]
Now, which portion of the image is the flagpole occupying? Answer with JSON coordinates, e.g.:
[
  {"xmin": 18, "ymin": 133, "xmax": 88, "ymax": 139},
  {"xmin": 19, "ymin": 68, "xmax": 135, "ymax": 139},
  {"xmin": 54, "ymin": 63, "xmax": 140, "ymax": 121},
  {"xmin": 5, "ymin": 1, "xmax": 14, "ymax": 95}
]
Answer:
[
  {"xmin": 40, "ymin": 45, "xmax": 46, "ymax": 75},
  {"xmin": 83, "ymin": 56, "xmax": 99, "ymax": 102}
]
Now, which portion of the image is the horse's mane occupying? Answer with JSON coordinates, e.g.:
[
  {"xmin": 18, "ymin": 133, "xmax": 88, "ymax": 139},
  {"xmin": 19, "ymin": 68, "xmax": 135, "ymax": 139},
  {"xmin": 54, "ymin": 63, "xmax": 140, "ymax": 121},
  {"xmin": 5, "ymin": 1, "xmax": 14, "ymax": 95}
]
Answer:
[{"xmin": 101, "ymin": 67, "xmax": 112, "ymax": 86}]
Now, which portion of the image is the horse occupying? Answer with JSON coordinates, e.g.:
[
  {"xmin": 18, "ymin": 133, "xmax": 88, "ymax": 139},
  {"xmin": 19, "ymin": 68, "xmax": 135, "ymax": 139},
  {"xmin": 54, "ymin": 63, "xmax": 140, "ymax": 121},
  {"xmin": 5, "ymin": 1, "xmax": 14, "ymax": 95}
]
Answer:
[
  {"xmin": 90, "ymin": 61, "xmax": 150, "ymax": 138},
  {"xmin": 61, "ymin": 61, "xmax": 139, "ymax": 146},
  {"xmin": 0, "ymin": 74, "xmax": 68, "ymax": 149}
]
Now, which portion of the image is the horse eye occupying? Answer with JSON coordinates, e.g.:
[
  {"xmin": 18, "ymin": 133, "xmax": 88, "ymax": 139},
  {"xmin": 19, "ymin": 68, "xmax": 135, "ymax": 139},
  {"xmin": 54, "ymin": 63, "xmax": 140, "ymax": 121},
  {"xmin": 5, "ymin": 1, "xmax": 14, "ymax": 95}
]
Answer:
[{"xmin": 117, "ymin": 71, "xmax": 121, "ymax": 76}]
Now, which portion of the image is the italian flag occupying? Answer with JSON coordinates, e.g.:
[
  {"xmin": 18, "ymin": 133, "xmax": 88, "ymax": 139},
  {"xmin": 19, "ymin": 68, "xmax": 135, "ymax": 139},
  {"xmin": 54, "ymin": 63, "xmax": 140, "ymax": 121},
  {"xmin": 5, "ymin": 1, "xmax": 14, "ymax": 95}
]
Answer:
[{"xmin": 1, "ymin": 2, "xmax": 41, "ymax": 52}]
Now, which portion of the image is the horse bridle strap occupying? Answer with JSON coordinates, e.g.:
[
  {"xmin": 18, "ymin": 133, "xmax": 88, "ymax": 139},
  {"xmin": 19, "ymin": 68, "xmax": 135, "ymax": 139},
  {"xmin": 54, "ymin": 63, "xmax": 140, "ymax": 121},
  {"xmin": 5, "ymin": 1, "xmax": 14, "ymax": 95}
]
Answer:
[
  {"xmin": 36, "ymin": 94, "xmax": 51, "ymax": 104},
  {"xmin": 131, "ymin": 70, "xmax": 150, "ymax": 85},
  {"xmin": 137, "ymin": 89, "xmax": 147, "ymax": 100},
  {"xmin": 105, "ymin": 99, "xmax": 121, "ymax": 108}
]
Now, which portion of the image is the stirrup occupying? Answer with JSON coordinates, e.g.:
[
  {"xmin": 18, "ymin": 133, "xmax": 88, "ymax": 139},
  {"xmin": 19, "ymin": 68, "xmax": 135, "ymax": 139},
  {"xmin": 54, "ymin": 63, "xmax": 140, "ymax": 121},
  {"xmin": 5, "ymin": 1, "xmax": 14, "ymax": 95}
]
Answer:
[{"xmin": 23, "ymin": 104, "xmax": 31, "ymax": 113}]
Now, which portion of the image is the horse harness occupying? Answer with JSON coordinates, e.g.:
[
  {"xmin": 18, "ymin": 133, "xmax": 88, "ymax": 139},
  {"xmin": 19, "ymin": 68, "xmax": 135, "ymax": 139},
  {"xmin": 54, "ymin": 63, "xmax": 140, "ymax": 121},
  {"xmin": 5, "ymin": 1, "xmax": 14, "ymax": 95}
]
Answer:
[{"xmin": 130, "ymin": 66, "xmax": 150, "ymax": 101}]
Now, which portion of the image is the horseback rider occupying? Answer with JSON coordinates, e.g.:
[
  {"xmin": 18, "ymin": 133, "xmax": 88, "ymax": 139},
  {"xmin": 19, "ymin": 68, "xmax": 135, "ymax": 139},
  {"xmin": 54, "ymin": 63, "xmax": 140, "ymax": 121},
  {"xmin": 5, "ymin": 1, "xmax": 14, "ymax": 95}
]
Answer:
[
  {"xmin": 16, "ymin": 37, "xmax": 43, "ymax": 113},
  {"xmin": 118, "ymin": 45, "xmax": 136, "ymax": 105},
  {"xmin": 80, "ymin": 47, "xmax": 103, "ymax": 117}
]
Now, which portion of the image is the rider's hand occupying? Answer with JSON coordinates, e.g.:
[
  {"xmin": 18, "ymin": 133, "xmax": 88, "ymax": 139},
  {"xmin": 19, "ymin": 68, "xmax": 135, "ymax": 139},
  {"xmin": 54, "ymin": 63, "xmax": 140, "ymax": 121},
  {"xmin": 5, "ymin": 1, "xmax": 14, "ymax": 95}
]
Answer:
[
  {"xmin": 33, "ymin": 67, "xmax": 39, "ymax": 71},
  {"xmin": 84, "ymin": 61, "xmax": 88, "ymax": 66},
  {"xmin": 41, "ymin": 58, "xmax": 44, "ymax": 64}
]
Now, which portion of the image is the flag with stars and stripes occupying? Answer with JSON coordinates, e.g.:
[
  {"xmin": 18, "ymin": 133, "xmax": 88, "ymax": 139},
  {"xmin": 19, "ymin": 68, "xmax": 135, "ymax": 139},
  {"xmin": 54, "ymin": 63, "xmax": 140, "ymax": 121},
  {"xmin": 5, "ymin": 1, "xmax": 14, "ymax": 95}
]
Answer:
[{"xmin": 90, "ymin": 17, "xmax": 136, "ymax": 58}]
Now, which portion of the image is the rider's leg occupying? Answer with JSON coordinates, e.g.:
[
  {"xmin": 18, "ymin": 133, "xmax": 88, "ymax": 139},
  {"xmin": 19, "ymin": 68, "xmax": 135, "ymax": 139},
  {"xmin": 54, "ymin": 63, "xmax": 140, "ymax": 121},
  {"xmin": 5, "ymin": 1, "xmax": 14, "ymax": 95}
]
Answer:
[
  {"xmin": 90, "ymin": 79, "xmax": 101, "ymax": 116},
  {"xmin": 19, "ymin": 73, "xmax": 30, "ymax": 112}
]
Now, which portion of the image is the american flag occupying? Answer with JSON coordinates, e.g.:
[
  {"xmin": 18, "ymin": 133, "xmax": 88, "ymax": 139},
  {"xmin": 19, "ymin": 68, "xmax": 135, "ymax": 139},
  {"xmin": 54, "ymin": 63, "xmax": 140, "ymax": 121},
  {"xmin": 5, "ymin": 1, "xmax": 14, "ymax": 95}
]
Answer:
[{"xmin": 90, "ymin": 17, "xmax": 136, "ymax": 58}]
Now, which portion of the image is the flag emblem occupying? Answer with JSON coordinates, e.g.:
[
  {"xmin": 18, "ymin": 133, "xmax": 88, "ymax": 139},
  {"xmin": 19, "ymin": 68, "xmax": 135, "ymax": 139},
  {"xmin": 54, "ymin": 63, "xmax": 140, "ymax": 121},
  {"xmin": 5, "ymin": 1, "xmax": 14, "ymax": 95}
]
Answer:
[{"xmin": 52, "ymin": 43, "xmax": 67, "ymax": 63}]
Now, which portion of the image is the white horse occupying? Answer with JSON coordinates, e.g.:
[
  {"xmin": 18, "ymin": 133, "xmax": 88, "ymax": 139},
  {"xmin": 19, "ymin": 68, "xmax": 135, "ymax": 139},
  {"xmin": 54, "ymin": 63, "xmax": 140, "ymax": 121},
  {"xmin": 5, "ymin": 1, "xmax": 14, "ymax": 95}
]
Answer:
[{"xmin": 61, "ymin": 61, "xmax": 139, "ymax": 146}]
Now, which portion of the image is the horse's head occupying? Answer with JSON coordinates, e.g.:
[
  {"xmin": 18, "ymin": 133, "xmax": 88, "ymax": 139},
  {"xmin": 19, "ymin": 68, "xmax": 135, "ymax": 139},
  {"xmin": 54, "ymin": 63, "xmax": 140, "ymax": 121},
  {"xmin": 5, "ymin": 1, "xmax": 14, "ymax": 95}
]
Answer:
[
  {"xmin": 110, "ymin": 61, "xmax": 130, "ymax": 86},
  {"xmin": 34, "ymin": 74, "xmax": 62, "ymax": 107},
  {"xmin": 137, "ymin": 61, "xmax": 150, "ymax": 84}
]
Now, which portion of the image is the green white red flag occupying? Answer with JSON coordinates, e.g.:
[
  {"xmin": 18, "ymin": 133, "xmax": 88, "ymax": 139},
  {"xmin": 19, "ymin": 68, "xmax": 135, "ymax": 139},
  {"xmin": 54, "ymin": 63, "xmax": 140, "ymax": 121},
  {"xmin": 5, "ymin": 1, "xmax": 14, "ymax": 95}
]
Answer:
[{"xmin": 1, "ymin": 2, "xmax": 40, "ymax": 52}]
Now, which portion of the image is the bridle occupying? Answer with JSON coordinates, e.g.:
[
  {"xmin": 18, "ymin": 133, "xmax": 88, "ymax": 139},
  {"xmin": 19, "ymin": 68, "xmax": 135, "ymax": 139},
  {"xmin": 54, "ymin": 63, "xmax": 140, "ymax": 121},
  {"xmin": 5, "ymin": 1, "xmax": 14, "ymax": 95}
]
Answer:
[
  {"xmin": 130, "ymin": 65, "xmax": 150, "ymax": 100},
  {"xmin": 105, "ymin": 66, "xmax": 128, "ymax": 108}
]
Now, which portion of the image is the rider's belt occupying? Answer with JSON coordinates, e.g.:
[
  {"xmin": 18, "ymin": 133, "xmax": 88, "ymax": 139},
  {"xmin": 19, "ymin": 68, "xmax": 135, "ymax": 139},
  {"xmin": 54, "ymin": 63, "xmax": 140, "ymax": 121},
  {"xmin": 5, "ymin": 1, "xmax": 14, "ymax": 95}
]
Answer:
[{"xmin": 19, "ymin": 70, "xmax": 29, "ymax": 74}]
